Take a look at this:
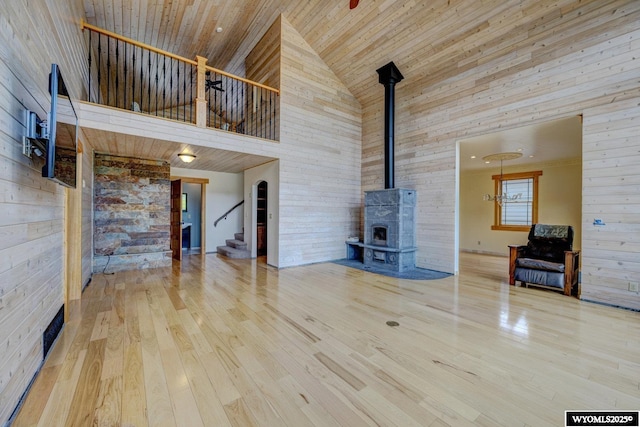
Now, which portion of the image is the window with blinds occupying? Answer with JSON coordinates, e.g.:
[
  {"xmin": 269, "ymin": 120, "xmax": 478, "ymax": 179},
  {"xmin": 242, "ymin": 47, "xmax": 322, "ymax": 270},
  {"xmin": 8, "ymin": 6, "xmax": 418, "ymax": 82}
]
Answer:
[
  {"xmin": 501, "ymin": 178, "xmax": 533, "ymax": 225},
  {"xmin": 491, "ymin": 170, "xmax": 542, "ymax": 231}
]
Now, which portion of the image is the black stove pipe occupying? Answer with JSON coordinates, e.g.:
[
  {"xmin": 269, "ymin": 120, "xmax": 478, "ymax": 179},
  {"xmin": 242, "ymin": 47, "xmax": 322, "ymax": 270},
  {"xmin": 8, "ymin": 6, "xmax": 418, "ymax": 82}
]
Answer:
[{"xmin": 376, "ymin": 62, "xmax": 404, "ymax": 189}]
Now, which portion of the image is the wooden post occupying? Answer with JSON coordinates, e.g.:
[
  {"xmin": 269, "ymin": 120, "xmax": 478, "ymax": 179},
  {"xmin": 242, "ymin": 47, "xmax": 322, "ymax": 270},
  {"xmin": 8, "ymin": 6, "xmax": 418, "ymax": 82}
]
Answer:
[
  {"xmin": 195, "ymin": 55, "xmax": 208, "ymax": 128},
  {"xmin": 508, "ymin": 245, "xmax": 524, "ymax": 286},
  {"xmin": 564, "ymin": 250, "xmax": 580, "ymax": 297}
]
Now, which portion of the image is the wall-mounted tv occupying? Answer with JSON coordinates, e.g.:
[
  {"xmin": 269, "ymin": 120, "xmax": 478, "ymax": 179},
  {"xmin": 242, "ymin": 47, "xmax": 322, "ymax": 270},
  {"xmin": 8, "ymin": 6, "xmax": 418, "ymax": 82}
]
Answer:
[{"xmin": 41, "ymin": 64, "xmax": 78, "ymax": 188}]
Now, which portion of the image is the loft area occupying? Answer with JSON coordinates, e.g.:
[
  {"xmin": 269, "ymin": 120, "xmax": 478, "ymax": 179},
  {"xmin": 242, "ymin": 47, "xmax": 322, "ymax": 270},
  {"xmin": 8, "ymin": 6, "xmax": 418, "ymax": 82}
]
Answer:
[{"xmin": 84, "ymin": 23, "xmax": 279, "ymax": 141}]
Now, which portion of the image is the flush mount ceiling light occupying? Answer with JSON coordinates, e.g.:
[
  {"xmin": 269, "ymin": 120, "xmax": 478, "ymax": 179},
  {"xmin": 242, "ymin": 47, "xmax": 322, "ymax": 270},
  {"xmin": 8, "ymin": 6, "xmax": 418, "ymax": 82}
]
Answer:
[{"xmin": 178, "ymin": 152, "xmax": 196, "ymax": 163}]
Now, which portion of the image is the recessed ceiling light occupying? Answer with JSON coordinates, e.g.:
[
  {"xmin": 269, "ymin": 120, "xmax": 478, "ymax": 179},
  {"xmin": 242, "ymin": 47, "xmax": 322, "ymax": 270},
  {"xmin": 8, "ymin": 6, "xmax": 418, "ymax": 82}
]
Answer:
[
  {"xmin": 517, "ymin": 148, "xmax": 523, "ymax": 152},
  {"xmin": 529, "ymin": 155, "xmax": 534, "ymax": 158},
  {"xmin": 470, "ymin": 155, "xmax": 476, "ymax": 159},
  {"xmin": 216, "ymin": 27, "xmax": 223, "ymax": 33},
  {"xmin": 485, "ymin": 161, "xmax": 491, "ymax": 164}
]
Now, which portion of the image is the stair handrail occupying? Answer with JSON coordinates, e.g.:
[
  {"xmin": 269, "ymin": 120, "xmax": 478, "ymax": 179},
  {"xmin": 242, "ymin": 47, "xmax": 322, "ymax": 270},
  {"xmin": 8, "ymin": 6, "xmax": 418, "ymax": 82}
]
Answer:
[{"xmin": 214, "ymin": 200, "xmax": 244, "ymax": 227}]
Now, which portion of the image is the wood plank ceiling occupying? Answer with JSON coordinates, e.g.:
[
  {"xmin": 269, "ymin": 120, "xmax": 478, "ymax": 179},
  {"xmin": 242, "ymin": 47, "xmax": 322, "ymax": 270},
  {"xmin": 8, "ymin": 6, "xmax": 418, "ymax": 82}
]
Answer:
[
  {"xmin": 82, "ymin": 127, "xmax": 276, "ymax": 173},
  {"xmin": 82, "ymin": 0, "xmax": 587, "ymax": 170}
]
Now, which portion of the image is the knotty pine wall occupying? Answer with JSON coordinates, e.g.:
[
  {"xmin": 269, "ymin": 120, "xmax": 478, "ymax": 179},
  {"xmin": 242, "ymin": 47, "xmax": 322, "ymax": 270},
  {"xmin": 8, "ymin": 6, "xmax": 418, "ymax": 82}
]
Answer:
[
  {"xmin": 582, "ymin": 98, "xmax": 640, "ymax": 309},
  {"xmin": 0, "ymin": 0, "xmax": 88, "ymax": 422},
  {"xmin": 249, "ymin": 16, "xmax": 362, "ymax": 267},
  {"xmin": 360, "ymin": 1, "xmax": 639, "ymax": 309}
]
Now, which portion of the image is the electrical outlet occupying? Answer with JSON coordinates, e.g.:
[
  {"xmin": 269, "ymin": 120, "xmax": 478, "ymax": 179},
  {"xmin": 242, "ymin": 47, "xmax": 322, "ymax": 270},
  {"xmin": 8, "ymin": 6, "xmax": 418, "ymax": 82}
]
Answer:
[{"xmin": 629, "ymin": 282, "xmax": 639, "ymax": 292}]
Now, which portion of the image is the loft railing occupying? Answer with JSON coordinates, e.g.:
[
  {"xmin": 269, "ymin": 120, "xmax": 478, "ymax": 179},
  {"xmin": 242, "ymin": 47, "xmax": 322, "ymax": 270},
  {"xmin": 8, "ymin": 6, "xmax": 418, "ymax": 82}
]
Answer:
[{"xmin": 82, "ymin": 22, "xmax": 279, "ymax": 141}]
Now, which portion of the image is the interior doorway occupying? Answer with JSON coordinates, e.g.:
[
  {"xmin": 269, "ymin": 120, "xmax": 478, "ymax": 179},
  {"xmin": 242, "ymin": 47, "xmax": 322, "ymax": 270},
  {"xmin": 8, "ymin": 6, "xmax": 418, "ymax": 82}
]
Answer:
[
  {"xmin": 456, "ymin": 115, "xmax": 583, "ymax": 274},
  {"xmin": 170, "ymin": 176, "xmax": 210, "ymax": 260},
  {"xmin": 256, "ymin": 181, "xmax": 267, "ymax": 256},
  {"xmin": 170, "ymin": 179, "xmax": 183, "ymax": 261},
  {"xmin": 182, "ymin": 182, "xmax": 202, "ymax": 254}
]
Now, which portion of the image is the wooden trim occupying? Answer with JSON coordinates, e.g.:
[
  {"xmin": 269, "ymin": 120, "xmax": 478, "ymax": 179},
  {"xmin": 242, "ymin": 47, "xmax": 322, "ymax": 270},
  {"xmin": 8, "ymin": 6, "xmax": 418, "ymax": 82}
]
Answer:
[
  {"xmin": 82, "ymin": 21, "xmax": 198, "ymax": 65},
  {"xmin": 492, "ymin": 170, "xmax": 542, "ymax": 231},
  {"xmin": 490, "ymin": 170, "xmax": 543, "ymax": 180},
  {"xmin": 532, "ymin": 173, "xmax": 540, "ymax": 225},
  {"xmin": 64, "ymin": 152, "xmax": 84, "ymax": 322},
  {"xmin": 171, "ymin": 176, "xmax": 209, "ymax": 253},
  {"xmin": 170, "ymin": 176, "xmax": 210, "ymax": 184},
  {"xmin": 203, "ymin": 65, "xmax": 279, "ymax": 94},
  {"xmin": 171, "ymin": 179, "xmax": 183, "ymax": 261},
  {"xmin": 493, "ymin": 177, "xmax": 500, "ymax": 226},
  {"xmin": 201, "ymin": 183, "xmax": 207, "ymax": 254},
  {"xmin": 492, "ymin": 225, "xmax": 531, "ymax": 232}
]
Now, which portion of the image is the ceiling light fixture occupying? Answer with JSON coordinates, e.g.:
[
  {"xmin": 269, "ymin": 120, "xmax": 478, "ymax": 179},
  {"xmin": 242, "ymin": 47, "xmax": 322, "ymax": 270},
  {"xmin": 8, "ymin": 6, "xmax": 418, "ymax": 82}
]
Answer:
[{"xmin": 178, "ymin": 152, "xmax": 196, "ymax": 163}]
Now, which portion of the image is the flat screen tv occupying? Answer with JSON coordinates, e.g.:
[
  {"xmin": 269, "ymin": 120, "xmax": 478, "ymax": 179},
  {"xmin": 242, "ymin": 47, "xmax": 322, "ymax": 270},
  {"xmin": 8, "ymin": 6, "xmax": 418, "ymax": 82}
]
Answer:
[{"xmin": 42, "ymin": 64, "xmax": 78, "ymax": 188}]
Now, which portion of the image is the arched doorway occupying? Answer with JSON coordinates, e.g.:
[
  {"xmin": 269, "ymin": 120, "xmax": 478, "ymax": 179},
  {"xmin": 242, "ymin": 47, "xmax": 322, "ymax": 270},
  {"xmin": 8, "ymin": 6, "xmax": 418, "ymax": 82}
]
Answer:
[{"xmin": 256, "ymin": 181, "xmax": 267, "ymax": 256}]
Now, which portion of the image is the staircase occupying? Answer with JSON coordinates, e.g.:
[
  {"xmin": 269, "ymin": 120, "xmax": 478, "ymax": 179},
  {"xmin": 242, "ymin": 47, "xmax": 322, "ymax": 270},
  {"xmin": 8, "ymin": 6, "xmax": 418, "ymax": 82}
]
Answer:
[{"xmin": 216, "ymin": 232, "xmax": 251, "ymax": 259}]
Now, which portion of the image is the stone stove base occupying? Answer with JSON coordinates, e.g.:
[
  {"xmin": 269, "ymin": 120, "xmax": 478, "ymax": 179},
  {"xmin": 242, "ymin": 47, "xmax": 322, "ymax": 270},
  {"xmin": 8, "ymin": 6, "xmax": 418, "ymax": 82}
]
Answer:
[{"xmin": 362, "ymin": 188, "xmax": 417, "ymax": 272}]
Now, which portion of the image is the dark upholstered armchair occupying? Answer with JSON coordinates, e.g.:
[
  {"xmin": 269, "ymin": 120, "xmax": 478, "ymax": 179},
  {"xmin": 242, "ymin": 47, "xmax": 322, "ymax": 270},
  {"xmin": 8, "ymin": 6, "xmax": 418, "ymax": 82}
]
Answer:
[{"xmin": 509, "ymin": 224, "xmax": 580, "ymax": 296}]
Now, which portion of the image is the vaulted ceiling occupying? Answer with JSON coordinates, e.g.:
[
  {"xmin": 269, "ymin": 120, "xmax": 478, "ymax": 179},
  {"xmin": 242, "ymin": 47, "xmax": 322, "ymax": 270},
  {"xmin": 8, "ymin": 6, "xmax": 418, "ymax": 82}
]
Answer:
[
  {"xmin": 82, "ymin": 0, "xmax": 583, "ymax": 170},
  {"xmin": 83, "ymin": 0, "xmax": 543, "ymax": 105}
]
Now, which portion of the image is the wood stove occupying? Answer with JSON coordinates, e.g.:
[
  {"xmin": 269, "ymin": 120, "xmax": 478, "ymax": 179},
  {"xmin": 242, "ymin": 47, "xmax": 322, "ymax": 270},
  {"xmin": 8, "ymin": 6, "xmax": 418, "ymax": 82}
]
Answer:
[
  {"xmin": 363, "ymin": 188, "xmax": 417, "ymax": 272},
  {"xmin": 346, "ymin": 61, "xmax": 418, "ymax": 273}
]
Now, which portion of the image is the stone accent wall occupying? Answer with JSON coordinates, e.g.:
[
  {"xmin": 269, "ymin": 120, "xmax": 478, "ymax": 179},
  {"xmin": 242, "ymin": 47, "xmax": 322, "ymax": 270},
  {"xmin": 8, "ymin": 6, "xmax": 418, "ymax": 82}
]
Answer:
[{"xmin": 93, "ymin": 153, "xmax": 172, "ymax": 272}]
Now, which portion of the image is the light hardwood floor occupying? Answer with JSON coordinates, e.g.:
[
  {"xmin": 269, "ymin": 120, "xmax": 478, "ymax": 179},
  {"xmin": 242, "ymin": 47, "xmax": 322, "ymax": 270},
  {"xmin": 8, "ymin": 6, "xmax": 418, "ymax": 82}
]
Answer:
[{"xmin": 13, "ymin": 253, "xmax": 640, "ymax": 426}]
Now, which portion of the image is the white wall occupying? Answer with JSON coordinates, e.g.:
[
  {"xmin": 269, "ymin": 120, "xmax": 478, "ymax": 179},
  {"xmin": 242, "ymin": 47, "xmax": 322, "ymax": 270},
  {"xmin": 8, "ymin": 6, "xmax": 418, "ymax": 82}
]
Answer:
[
  {"xmin": 171, "ymin": 167, "xmax": 244, "ymax": 252},
  {"xmin": 244, "ymin": 160, "xmax": 280, "ymax": 266},
  {"xmin": 460, "ymin": 160, "xmax": 582, "ymax": 256}
]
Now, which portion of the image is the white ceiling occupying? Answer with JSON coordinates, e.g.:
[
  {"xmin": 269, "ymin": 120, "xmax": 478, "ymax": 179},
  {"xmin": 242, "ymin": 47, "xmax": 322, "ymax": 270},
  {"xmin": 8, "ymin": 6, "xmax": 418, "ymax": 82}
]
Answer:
[{"xmin": 459, "ymin": 115, "xmax": 583, "ymax": 171}]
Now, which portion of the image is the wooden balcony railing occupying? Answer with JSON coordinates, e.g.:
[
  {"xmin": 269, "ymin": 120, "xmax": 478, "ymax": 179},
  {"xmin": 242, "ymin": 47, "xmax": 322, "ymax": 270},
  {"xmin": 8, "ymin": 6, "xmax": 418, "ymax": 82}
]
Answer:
[{"xmin": 82, "ymin": 22, "xmax": 279, "ymax": 141}]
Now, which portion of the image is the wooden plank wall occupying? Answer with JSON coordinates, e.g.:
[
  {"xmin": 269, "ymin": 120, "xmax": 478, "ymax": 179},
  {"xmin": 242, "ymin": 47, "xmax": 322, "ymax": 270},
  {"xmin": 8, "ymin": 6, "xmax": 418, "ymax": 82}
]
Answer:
[
  {"xmin": 0, "ymin": 0, "xmax": 88, "ymax": 422},
  {"xmin": 360, "ymin": 1, "xmax": 640, "ymax": 309},
  {"xmin": 246, "ymin": 16, "xmax": 281, "ymax": 142},
  {"xmin": 582, "ymin": 98, "xmax": 640, "ymax": 310},
  {"xmin": 247, "ymin": 15, "xmax": 363, "ymax": 267}
]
